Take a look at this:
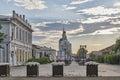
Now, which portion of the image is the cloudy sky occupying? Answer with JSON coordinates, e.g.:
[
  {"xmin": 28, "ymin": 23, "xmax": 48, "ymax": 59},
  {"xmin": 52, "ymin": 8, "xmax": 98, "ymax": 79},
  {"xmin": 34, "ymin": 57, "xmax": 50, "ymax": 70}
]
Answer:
[{"xmin": 1, "ymin": 0, "xmax": 120, "ymax": 53}]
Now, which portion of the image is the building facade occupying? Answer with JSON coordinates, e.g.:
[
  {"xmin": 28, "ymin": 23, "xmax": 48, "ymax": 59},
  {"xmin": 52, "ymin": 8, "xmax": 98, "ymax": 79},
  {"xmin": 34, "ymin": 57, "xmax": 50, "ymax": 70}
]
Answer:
[
  {"xmin": 89, "ymin": 45, "xmax": 114, "ymax": 58},
  {"xmin": 57, "ymin": 28, "xmax": 72, "ymax": 62},
  {"xmin": 32, "ymin": 44, "xmax": 56, "ymax": 61},
  {"xmin": 0, "ymin": 11, "xmax": 33, "ymax": 66}
]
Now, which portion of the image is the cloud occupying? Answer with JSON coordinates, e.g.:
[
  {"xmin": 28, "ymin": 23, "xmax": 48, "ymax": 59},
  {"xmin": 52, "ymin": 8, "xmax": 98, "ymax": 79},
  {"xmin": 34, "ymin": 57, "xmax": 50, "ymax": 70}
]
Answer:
[
  {"xmin": 32, "ymin": 22, "xmax": 62, "ymax": 45},
  {"xmin": 0, "ymin": 14, "xmax": 12, "ymax": 16},
  {"xmin": 32, "ymin": 25, "xmax": 49, "ymax": 37},
  {"xmin": 109, "ymin": 17, "xmax": 120, "ymax": 24},
  {"xmin": 67, "ymin": 24, "xmax": 84, "ymax": 35},
  {"xmin": 111, "ymin": 21, "xmax": 120, "ymax": 24},
  {"xmin": 81, "ymin": 16, "xmax": 111, "ymax": 24},
  {"xmin": 32, "ymin": 31, "xmax": 49, "ymax": 37},
  {"xmin": 114, "ymin": 2, "xmax": 120, "ymax": 7},
  {"xmin": 32, "ymin": 20, "xmax": 71, "ymax": 27},
  {"xmin": 70, "ymin": 0, "xmax": 93, "ymax": 5},
  {"xmin": 13, "ymin": 0, "xmax": 47, "ymax": 10},
  {"xmin": 7, "ymin": 0, "xmax": 12, "ymax": 1},
  {"xmin": 32, "ymin": 22, "xmax": 55, "ymax": 27},
  {"xmin": 56, "ymin": 20, "xmax": 70, "ymax": 24},
  {"xmin": 32, "ymin": 30, "xmax": 61, "ymax": 48},
  {"xmin": 32, "ymin": 21, "xmax": 81, "ymax": 32},
  {"xmin": 77, "ymin": 6, "xmax": 120, "ymax": 15},
  {"xmin": 90, "ymin": 44, "xmax": 103, "ymax": 46},
  {"xmin": 100, "ymin": 26, "xmax": 107, "ymax": 29},
  {"xmin": 62, "ymin": 5, "xmax": 76, "ymax": 10},
  {"xmin": 91, "ymin": 27, "xmax": 120, "ymax": 35}
]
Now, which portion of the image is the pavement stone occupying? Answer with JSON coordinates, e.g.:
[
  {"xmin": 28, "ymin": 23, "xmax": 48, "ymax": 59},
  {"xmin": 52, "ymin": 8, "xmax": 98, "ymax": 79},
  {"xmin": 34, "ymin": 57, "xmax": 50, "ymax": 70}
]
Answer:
[
  {"xmin": 0, "ymin": 77, "xmax": 120, "ymax": 80},
  {"xmin": 10, "ymin": 62, "xmax": 120, "ymax": 77}
]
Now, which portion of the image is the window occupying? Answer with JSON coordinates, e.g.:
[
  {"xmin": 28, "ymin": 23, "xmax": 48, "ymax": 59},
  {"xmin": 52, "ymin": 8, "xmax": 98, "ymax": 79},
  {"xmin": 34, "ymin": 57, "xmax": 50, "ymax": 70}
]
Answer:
[
  {"xmin": 11, "ymin": 28, "xmax": 14, "ymax": 40},
  {"xmin": 27, "ymin": 32, "xmax": 29, "ymax": 43},
  {"xmin": 23, "ymin": 30, "xmax": 24, "ymax": 42},
  {"xmin": 25, "ymin": 32, "xmax": 27, "ymax": 42},
  {"xmin": 21, "ymin": 29, "xmax": 23, "ymax": 42},
  {"xmin": 28, "ymin": 33, "xmax": 31, "ymax": 43},
  {"xmin": 20, "ymin": 29, "xmax": 21, "ymax": 41},
  {"xmin": 16, "ymin": 27, "xmax": 18, "ymax": 40},
  {"xmin": 16, "ymin": 49, "xmax": 18, "ymax": 62},
  {"xmin": 23, "ymin": 50, "xmax": 24, "ymax": 62},
  {"xmin": 24, "ymin": 31, "xmax": 26, "ymax": 42},
  {"xmin": 20, "ymin": 50, "xmax": 21, "ymax": 62}
]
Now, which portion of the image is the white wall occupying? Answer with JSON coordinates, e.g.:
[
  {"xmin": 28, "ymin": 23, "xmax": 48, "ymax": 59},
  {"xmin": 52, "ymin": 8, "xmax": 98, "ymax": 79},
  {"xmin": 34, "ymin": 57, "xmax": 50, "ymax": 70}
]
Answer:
[
  {"xmin": 0, "ymin": 20, "xmax": 32, "ymax": 66},
  {"xmin": 0, "ymin": 22, "xmax": 10, "ymax": 63},
  {"xmin": 0, "ymin": 48, "xmax": 4, "ymax": 62}
]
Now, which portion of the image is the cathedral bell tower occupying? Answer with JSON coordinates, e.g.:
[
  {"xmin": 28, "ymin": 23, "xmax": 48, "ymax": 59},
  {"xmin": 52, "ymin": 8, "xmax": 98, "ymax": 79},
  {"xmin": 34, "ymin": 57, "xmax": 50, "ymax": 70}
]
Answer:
[
  {"xmin": 62, "ymin": 27, "xmax": 67, "ymax": 40},
  {"xmin": 58, "ymin": 27, "xmax": 72, "ymax": 62}
]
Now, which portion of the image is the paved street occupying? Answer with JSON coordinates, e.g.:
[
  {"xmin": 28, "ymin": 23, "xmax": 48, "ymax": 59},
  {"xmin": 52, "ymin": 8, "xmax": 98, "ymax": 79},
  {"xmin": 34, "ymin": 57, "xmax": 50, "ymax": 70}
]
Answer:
[
  {"xmin": 1, "ymin": 77, "xmax": 120, "ymax": 80},
  {"xmin": 10, "ymin": 61, "xmax": 120, "ymax": 77},
  {"xmin": 99, "ymin": 63, "xmax": 120, "ymax": 76}
]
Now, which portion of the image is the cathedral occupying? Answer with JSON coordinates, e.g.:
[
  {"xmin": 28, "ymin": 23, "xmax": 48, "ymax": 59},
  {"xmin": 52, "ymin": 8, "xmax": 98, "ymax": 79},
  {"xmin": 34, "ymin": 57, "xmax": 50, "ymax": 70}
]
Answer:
[{"xmin": 57, "ymin": 28, "xmax": 72, "ymax": 62}]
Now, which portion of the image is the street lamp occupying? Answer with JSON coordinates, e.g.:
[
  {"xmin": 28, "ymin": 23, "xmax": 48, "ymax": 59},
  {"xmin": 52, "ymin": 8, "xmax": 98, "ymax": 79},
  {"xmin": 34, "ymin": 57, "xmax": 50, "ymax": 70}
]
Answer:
[{"xmin": 6, "ymin": 42, "xmax": 9, "ymax": 62}]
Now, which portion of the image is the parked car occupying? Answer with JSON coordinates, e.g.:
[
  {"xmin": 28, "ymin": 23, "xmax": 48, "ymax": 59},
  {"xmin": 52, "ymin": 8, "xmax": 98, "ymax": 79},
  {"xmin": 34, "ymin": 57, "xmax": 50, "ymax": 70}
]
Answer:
[
  {"xmin": 78, "ymin": 59, "xmax": 86, "ymax": 65},
  {"xmin": 86, "ymin": 58, "xmax": 92, "ymax": 62}
]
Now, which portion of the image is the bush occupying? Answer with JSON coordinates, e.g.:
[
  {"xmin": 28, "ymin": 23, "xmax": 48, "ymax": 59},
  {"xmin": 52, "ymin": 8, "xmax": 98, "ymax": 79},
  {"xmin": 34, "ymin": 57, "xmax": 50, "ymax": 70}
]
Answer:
[
  {"xmin": 92, "ymin": 56, "xmax": 104, "ymax": 63},
  {"xmin": 91, "ymin": 53, "xmax": 120, "ymax": 64},
  {"xmin": 104, "ymin": 54, "xmax": 120, "ymax": 64},
  {"xmin": 27, "ymin": 57, "xmax": 52, "ymax": 64}
]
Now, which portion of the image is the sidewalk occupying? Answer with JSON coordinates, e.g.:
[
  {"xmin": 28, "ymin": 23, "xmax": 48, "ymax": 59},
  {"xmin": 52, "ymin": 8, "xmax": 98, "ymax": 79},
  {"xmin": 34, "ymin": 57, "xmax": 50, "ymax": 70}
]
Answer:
[
  {"xmin": 11, "ymin": 62, "xmax": 86, "ymax": 77},
  {"xmin": 0, "ymin": 77, "xmax": 120, "ymax": 80},
  {"xmin": 10, "ymin": 61, "xmax": 120, "ymax": 77}
]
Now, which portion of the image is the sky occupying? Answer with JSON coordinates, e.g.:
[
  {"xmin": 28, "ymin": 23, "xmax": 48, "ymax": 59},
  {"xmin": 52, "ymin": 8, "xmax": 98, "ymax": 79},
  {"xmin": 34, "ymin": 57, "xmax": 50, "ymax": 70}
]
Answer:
[{"xmin": 0, "ymin": 0, "xmax": 120, "ymax": 53}]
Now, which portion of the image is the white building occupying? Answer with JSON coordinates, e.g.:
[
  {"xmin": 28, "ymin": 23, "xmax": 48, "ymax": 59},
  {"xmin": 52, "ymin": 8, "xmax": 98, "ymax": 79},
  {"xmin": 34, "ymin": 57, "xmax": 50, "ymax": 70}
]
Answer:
[
  {"xmin": 32, "ymin": 44, "xmax": 56, "ymax": 61},
  {"xmin": 0, "ymin": 11, "xmax": 33, "ymax": 66},
  {"xmin": 89, "ymin": 51, "xmax": 102, "ymax": 57},
  {"xmin": 57, "ymin": 28, "xmax": 72, "ymax": 62}
]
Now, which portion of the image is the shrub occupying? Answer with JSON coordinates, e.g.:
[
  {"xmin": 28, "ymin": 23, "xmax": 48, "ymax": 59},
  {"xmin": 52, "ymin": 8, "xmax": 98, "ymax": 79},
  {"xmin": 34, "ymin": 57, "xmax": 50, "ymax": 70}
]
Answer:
[
  {"xmin": 91, "ymin": 55, "xmax": 104, "ymax": 63},
  {"xmin": 91, "ymin": 53, "xmax": 120, "ymax": 64},
  {"xmin": 27, "ymin": 57, "xmax": 52, "ymax": 64},
  {"xmin": 104, "ymin": 54, "xmax": 120, "ymax": 64}
]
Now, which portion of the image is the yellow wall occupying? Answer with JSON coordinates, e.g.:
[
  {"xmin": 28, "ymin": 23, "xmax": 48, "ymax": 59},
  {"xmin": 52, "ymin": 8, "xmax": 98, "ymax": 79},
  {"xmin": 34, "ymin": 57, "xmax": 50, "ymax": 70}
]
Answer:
[
  {"xmin": 15, "ymin": 49, "xmax": 18, "ymax": 62},
  {"xmin": 15, "ymin": 48, "xmax": 32, "ymax": 65}
]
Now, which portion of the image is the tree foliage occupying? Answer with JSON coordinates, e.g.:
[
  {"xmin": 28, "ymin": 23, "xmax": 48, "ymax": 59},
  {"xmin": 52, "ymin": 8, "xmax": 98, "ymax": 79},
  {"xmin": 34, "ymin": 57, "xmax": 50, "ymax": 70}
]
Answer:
[
  {"xmin": 91, "ymin": 38, "xmax": 120, "ymax": 64},
  {"xmin": 0, "ymin": 24, "xmax": 6, "ymax": 43},
  {"xmin": 113, "ymin": 38, "xmax": 120, "ymax": 53},
  {"xmin": 27, "ymin": 57, "xmax": 52, "ymax": 64},
  {"xmin": 76, "ymin": 47, "xmax": 88, "ymax": 60},
  {"xmin": 91, "ymin": 54, "xmax": 120, "ymax": 64}
]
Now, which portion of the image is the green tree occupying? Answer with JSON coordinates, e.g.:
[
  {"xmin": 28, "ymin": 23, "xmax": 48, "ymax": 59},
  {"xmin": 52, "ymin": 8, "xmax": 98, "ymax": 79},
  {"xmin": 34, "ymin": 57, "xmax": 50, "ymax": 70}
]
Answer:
[
  {"xmin": 0, "ymin": 24, "xmax": 6, "ymax": 47},
  {"xmin": 77, "ymin": 45, "xmax": 88, "ymax": 60},
  {"xmin": 114, "ymin": 38, "xmax": 120, "ymax": 53}
]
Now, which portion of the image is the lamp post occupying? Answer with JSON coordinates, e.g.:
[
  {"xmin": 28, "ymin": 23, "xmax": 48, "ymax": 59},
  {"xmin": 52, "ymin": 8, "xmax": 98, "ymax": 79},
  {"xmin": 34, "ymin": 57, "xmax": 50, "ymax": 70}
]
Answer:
[{"xmin": 6, "ymin": 43, "xmax": 9, "ymax": 62}]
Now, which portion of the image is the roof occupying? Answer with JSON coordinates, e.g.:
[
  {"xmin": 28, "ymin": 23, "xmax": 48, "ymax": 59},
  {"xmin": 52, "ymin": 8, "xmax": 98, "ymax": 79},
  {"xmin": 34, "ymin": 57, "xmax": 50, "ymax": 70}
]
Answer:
[
  {"xmin": 99, "ymin": 44, "xmax": 114, "ymax": 52},
  {"xmin": 0, "ymin": 15, "xmax": 11, "ymax": 18},
  {"xmin": 0, "ymin": 15, "xmax": 11, "ymax": 21},
  {"xmin": 32, "ymin": 44, "xmax": 56, "ymax": 51},
  {"xmin": 0, "ymin": 11, "xmax": 33, "ymax": 32}
]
